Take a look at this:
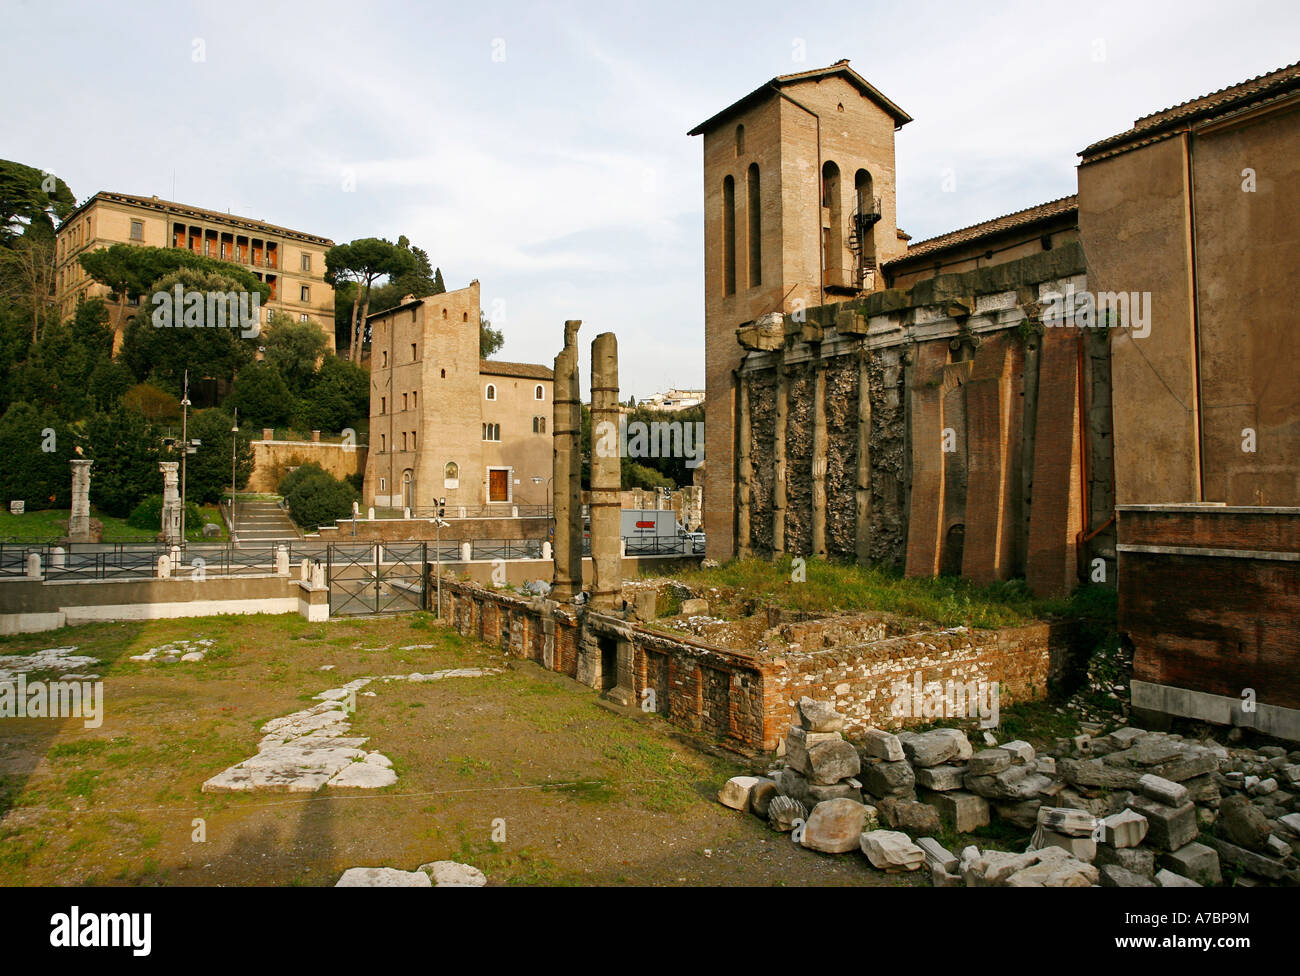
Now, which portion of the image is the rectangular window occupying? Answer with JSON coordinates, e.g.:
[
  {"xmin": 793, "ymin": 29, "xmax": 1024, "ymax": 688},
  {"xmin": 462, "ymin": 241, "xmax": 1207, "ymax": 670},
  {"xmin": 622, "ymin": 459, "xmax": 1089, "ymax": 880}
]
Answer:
[
  {"xmin": 380, "ymin": 434, "xmax": 386, "ymax": 453},
  {"xmin": 130, "ymin": 220, "xmax": 143, "ymax": 241},
  {"xmin": 300, "ymin": 285, "xmax": 310, "ymax": 302},
  {"xmin": 301, "ymin": 253, "xmax": 311, "ymax": 272},
  {"xmin": 411, "ymin": 342, "xmax": 417, "ymax": 360},
  {"xmin": 412, "ymin": 391, "xmax": 417, "ymax": 409},
  {"xmin": 300, "ymin": 314, "xmax": 308, "ymax": 322},
  {"xmin": 402, "ymin": 393, "xmax": 408, "ymax": 410},
  {"xmin": 401, "ymin": 432, "xmax": 407, "ymax": 451},
  {"xmin": 411, "ymin": 431, "xmax": 416, "ymax": 450},
  {"xmin": 380, "ymin": 396, "xmax": 386, "ymax": 414}
]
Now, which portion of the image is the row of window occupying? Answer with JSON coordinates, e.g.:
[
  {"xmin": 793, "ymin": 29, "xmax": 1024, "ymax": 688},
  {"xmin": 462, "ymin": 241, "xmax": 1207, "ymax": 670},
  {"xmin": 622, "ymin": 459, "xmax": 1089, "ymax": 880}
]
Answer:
[
  {"xmin": 485, "ymin": 383, "xmax": 545, "ymax": 401},
  {"xmin": 378, "ymin": 431, "xmax": 418, "ymax": 452},
  {"xmin": 378, "ymin": 392, "xmax": 420, "ymax": 414}
]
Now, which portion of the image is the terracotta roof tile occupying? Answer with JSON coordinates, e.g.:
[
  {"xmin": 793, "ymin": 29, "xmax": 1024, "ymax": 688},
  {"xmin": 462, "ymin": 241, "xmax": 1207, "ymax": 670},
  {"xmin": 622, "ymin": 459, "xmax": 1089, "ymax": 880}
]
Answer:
[
  {"xmin": 1081, "ymin": 61, "xmax": 1300, "ymax": 160},
  {"xmin": 480, "ymin": 359, "xmax": 554, "ymax": 380},
  {"xmin": 885, "ymin": 195, "xmax": 1077, "ymax": 266}
]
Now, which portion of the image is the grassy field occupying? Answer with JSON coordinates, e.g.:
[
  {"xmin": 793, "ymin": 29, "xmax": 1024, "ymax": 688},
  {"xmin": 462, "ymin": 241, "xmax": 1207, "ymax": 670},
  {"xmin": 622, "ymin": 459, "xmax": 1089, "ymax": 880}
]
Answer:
[
  {"xmin": 0, "ymin": 612, "xmax": 921, "ymax": 887},
  {"xmin": 650, "ymin": 555, "xmax": 1115, "ymax": 631},
  {"xmin": 0, "ymin": 505, "xmax": 227, "ymax": 544}
]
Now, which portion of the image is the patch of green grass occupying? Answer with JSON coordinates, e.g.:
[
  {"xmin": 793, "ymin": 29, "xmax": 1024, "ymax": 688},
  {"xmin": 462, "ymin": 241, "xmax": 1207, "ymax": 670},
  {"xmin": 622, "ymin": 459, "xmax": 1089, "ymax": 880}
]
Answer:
[
  {"xmin": 650, "ymin": 556, "xmax": 1115, "ymax": 630},
  {"xmin": 446, "ymin": 755, "xmax": 492, "ymax": 778},
  {"xmin": 64, "ymin": 770, "xmax": 102, "ymax": 799},
  {"xmin": 48, "ymin": 739, "xmax": 111, "ymax": 760},
  {"xmin": 541, "ymin": 776, "xmax": 616, "ymax": 803}
]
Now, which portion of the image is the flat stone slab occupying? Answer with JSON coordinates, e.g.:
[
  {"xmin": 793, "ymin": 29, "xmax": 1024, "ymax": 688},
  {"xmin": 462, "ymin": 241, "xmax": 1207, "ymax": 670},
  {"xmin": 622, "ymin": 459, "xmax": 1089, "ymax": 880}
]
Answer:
[
  {"xmin": 329, "ymin": 761, "xmax": 398, "ymax": 789},
  {"xmin": 418, "ymin": 860, "xmax": 487, "ymax": 887},
  {"xmin": 336, "ymin": 867, "xmax": 431, "ymax": 887},
  {"xmin": 202, "ymin": 669, "xmax": 499, "ymax": 795},
  {"xmin": 0, "ymin": 645, "xmax": 99, "ymax": 683}
]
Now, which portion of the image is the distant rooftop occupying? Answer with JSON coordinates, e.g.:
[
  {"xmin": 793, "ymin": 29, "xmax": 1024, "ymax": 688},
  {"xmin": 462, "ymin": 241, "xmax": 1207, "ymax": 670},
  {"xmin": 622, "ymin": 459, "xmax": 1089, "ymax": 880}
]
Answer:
[
  {"xmin": 885, "ymin": 195, "xmax": 1078, "ymax": 267},
  {"xmin": 61, "ymin": 191, "xmax": 334, "ymax": 246},
  {"xmin": 481, "ymin": 359, "xmax": 554, "ymax": 381},
  {"xmin": 1081, "ymin": 60, "xmax": 1300, "ymax": 162}
]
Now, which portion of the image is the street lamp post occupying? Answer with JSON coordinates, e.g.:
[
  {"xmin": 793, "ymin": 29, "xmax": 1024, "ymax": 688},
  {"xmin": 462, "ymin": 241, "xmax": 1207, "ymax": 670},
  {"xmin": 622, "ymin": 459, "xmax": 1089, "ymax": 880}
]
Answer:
[
  {"xmin": 180, "ymin": 370, "xmax": 190, "ymax": 547},
  {"xmin": 230, "ymin": 407, "xmax": 239, "ymax": 544},
  {"xmin": 434, "ymin": 496, "xmax": 447, "ymax": 618}
]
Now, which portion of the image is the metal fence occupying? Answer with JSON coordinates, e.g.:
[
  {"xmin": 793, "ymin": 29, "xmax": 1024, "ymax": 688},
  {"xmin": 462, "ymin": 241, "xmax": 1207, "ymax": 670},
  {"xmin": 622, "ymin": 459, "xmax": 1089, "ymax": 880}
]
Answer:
[{"xmin": 0, "ymin": 531, "xmax": 698, "ymax": 582}]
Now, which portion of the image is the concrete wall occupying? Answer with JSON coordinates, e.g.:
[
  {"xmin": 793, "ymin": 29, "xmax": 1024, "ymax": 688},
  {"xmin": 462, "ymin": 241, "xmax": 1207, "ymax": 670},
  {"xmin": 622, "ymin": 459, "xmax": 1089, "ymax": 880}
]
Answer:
[
  {"xmin": 0, "ymin": 574, "xmax": 304, "ymax": 635},
  {"xmin": 248, "ymin": 440, "xmax": 366, "ymax": 493}
]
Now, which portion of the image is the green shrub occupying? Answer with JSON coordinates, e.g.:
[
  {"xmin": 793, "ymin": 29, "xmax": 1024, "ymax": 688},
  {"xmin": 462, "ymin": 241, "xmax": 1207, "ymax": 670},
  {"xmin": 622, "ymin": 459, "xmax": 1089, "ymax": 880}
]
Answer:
[
  {"xmin": 285, "ymin": 469, "xmax": 357, "ymax": 531},
  {"xmin": 278, "ymin": 462, "xmax": 329, "ymax": 499}
]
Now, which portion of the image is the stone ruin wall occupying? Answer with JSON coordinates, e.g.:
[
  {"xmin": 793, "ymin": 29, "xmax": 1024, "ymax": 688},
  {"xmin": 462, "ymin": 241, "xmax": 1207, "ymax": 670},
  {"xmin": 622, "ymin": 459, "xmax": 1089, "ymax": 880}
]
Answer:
[{"xmin": 437, "ymin": 576, "xmax": 1067, "ymax": 753}]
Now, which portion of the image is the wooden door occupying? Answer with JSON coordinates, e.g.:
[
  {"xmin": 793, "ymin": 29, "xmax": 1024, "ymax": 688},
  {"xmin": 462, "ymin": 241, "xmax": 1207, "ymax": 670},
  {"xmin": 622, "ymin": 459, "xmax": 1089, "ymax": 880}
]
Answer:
[{"xmin": 489, "ymin": 469, "xmax": 508, "ymax": 502}]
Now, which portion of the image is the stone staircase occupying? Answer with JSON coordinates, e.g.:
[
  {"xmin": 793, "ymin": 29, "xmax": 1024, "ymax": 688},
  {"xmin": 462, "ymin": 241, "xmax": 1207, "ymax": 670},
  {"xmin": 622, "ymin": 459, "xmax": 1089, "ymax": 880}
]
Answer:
[{"xmin": 231, "ymin": 498, "xmax": 301, "ymax": 547}]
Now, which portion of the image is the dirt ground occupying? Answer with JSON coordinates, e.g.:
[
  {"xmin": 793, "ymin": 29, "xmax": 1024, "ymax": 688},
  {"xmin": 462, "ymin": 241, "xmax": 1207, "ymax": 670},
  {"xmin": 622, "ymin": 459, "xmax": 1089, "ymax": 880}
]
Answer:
[{"xmin": 0, "ymin": 612, "xmax": 922, "ymax": 887}]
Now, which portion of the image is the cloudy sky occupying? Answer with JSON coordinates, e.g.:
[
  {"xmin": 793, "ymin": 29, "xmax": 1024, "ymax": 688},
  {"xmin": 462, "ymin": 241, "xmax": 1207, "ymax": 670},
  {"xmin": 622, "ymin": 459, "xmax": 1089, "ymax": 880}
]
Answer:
[{"xmin": 6, "ymin": 0, "xmax": 1297, "ymax": 396}]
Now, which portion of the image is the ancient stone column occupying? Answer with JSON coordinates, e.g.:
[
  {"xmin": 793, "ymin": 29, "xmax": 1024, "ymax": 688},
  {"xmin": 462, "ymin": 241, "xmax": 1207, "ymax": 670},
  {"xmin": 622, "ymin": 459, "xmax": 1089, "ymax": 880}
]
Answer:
[
  {"xmin": 736, "ymin": 370, "xmax": 752, "ymax": 558},
  {"xmin": 855, "ymin": 349, "xmax": 873, "ymax": 564},
  {"xmin": 68, "ymin": 459, "xmax": 94, "ymax": 542},
  {"xmin": 811, "ymin": 359, "xmax": 827, "ymax": 558},
  {"xmin": 159, "ymin": 461, "xmax": 181, "ymax": 546},
  {"xmin": 772, "ymin": 354, "xmax": 789, "ymax": 553},
  {"xmin": 589, "ymin": 332, "xmax": 621, "ymax": 609},
  {"xmin": 550, "ymin": 320, "xmax": 583, "ymax": 601}
]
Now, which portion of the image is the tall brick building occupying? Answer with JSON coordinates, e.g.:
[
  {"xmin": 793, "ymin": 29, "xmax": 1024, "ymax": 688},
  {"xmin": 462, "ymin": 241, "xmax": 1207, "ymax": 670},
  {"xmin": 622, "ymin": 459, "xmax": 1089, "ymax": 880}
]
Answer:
[
  {"xmin": 362, "ymin": 280, "xmax": 553, "ymax": 511},
  {"xmin": 690, "ymin": 60, "xmax": 1109, "ymax": 596}
]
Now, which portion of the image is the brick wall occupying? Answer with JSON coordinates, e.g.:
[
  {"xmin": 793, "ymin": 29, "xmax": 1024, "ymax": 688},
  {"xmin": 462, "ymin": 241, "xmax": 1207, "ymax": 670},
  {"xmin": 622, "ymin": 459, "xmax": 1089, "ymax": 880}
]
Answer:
[{"xmin": 435, "ymin": 577, "xmax": 1061, "ymax": 753}]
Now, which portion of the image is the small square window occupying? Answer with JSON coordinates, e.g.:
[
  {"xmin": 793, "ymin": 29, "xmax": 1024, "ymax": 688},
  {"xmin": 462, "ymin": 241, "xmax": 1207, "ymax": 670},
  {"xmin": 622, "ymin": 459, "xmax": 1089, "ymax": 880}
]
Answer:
[{"xmin": 299, "ymin": 314, "xmax": 308, "ymax": 322}]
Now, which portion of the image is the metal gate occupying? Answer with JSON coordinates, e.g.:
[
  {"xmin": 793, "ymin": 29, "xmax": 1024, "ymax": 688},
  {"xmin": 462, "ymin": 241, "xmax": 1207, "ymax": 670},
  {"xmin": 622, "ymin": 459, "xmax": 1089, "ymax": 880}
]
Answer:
[{"xmin": 327, "ymin": 542, "xmax": 427, "ymax": 615}]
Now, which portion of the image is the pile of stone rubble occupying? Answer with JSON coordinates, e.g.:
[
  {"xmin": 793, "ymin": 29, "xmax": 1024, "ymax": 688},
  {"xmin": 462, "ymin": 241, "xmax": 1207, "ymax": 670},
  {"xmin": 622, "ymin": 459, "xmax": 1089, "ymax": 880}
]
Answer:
[{"xmin": 718, "ymin": 696, "xmax": 1300, "ymax": 887}]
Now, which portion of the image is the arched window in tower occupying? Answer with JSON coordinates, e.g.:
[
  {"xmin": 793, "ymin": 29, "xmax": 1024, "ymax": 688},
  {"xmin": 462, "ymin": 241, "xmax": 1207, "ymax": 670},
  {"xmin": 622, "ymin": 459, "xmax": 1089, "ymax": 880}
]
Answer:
[
  {"xmin": 735, "ymin": 124, "xmax": 744, "ymax": 156},
  {"xmin": 854, "ymin": 169, "xmax": 878, "ymax": 283},
  {"xmin": 821, "ymin": 160, "xmax": 843, "ymax": 284},
  {"xmin": 722, "ymin": 175, "xmax": 737, "ymax": 297},
  {"xmin": 747, "ymin": 163, "xmax": 761, "ymax": 288}
]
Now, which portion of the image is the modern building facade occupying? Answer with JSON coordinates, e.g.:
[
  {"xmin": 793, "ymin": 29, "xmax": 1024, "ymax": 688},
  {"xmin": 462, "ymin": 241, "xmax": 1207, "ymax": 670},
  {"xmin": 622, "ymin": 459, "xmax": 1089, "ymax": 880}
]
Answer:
[
  {"xmin": 54, "ymin": 191, "xmax": 336, "ymax": 349},
  {"xmin": 362, "ymin": 280, "xmax": 554, "ymax": 511}
]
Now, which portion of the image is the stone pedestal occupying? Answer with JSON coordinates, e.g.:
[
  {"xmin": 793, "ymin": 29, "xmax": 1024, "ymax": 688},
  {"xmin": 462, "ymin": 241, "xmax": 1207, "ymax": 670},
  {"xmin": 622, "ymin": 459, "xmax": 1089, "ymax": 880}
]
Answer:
[
  {"xmin": 68, "ymin": 459, "xmax": 94, "ymax": 542},
  {"xmin": 159, "ymin": 461, "xmax": 181, "ymax": 545}
]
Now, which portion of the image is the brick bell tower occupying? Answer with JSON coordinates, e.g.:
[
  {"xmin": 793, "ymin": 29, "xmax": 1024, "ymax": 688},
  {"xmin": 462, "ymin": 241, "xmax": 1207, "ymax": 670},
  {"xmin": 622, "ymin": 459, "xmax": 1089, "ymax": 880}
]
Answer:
[{"xmin": 688, "ymin": 60, "xmax": 911, "ymax": 561}]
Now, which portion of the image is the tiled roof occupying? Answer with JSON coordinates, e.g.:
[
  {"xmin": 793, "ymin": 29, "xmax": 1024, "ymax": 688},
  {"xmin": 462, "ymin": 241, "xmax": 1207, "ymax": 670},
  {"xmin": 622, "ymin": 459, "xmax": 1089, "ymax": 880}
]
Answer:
[
  {"xmin": 885, "ymin": 195, "xmax": 1078, "ymax": 266},
  {"xmin": 480, "ymin": 359, "xmax": 553, "ymax": 380},
  {"xmin": 62, "ymin": 191, "xmax": 333, "ymax": 245},
  {"xmin": 688, "ymin": 59, "xmax": 911, "ymax": 136},
  {"xmin": 1081, "ymin": 61, "xmax": 1300, "ymax": 160}
]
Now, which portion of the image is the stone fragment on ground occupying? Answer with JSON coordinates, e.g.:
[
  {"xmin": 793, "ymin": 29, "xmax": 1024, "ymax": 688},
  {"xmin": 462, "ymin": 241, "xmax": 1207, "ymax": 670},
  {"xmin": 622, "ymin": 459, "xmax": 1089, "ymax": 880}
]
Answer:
[
  {"xmin": 768, "ymin": 795, "xmax": 805, "ymax": 832},
  {"xmin": 418, "ymin": 860, "xmax": 488, "ymax": 887},
  {"xmin": 718, "ymin": 775, "xmax": 760, "ymax": 812},
  {"xmin": 797, "ymin": 696, "xmax": 845, "ymax": 733},
  {"xmin": 802, "ymin": 798, "xmax": 869, "ymax": 853},
  {"xmin": 336, "ymin": 867, "xmax": 432, "ymax": 887},
  {"xmin": 127, "ymin": 638, "xmax": 215, "ymax": 664},
  {"xmin": 860, "ymin": 830, "xmax": 925, "ymax": 872}
]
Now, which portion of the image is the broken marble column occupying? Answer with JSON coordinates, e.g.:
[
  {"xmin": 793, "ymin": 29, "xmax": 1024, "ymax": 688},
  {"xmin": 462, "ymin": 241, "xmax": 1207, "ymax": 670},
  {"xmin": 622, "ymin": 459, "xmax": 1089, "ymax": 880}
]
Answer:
[
  {"xmin": 588, "ymin": 331, "xmax": 620, "ymax": 609},
  {"xmin": 551, "ymin": 320, "xmax": 583, "ymax": 601},
  {"xmin": 68, "ymin": 458, "xmax": 94, "ymax": 542},
  {"xmin": 159, "ymin": 461, "xmax": 181, "ymax": 545}
]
